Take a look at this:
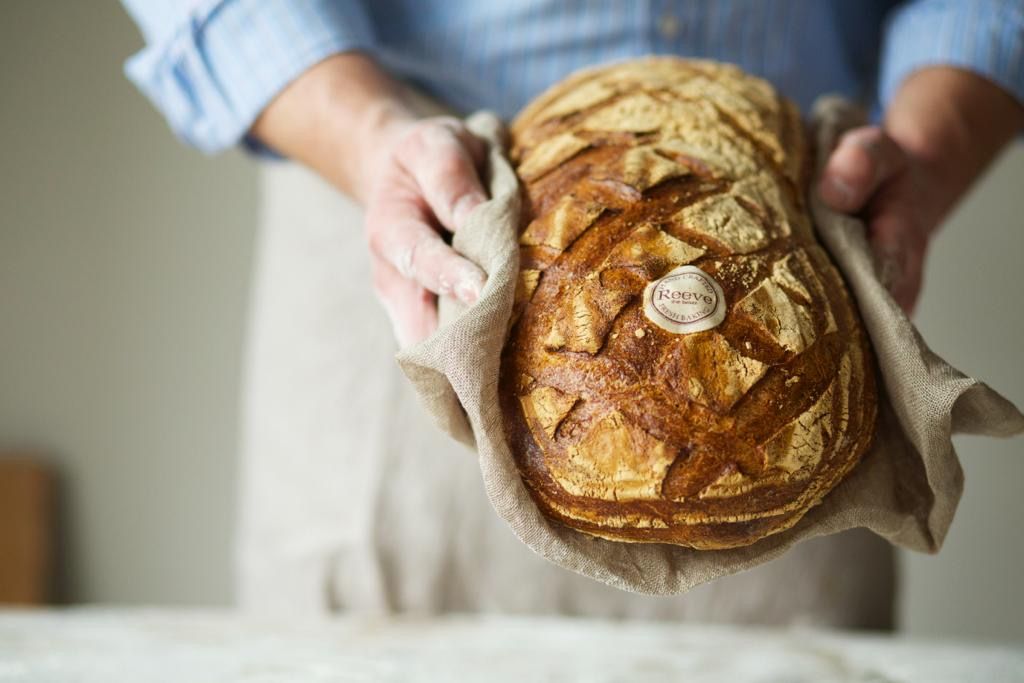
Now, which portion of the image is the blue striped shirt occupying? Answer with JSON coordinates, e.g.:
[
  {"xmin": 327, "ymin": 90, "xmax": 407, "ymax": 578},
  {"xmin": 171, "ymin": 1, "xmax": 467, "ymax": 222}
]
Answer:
[{"xmin": 121, "ymin": 0, "xmax": 1024, "ymax": 154}]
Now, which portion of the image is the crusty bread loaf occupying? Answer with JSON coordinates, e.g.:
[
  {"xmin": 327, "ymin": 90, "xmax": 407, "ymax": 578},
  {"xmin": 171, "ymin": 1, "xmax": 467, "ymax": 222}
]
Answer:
[{"xmin": 499, "ymin": 57, "xmax": 878, "ymax": 549}]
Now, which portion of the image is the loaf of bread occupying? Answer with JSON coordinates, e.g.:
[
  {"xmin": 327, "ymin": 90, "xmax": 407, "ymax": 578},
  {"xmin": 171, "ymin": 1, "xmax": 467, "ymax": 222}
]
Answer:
[{"xmin": 499, "ymin": 58, "xmax": 878, "ymax": 549}]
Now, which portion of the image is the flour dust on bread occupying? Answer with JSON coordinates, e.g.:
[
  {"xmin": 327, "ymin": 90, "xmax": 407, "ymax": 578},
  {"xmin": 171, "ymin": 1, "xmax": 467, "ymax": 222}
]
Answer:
[{"xmin": 499, "ymin": 57, "xmax": 878, "ymax": 550}]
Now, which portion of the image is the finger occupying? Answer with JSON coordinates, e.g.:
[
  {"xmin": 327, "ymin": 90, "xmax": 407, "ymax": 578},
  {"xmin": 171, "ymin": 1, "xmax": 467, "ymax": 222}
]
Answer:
[
  {"xmin": 866, "ymin": 205, "xmax": 926, "ymax": 316},
  {"xmin": 444, "ymin": 118, "xmax": 488, "ymax": 166},
  {"xmin": 366, "ymin": 194, "xmax": 486, "ymax": 304},
  {"xmin": 371, "ymin": 256, "xmax": 438, "ymax": 348},
  {"xmin": 399, "ymin": 119, "xmax": 489, "ymax": 231},
  {"xmin": 818, "ymin": 126, "xmax": 907, "ymax": 214}
]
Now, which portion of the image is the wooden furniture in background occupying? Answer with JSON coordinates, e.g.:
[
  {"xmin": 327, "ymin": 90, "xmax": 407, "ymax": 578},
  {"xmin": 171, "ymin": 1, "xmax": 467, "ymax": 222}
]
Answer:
[{"xmin": 0, "ymin": 458, "xmax": 55, "ymax": 605}]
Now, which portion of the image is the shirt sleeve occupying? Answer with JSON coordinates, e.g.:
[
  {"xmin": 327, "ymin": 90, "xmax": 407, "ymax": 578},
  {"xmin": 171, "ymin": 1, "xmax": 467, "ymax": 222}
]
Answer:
[
  {"xmin": 879, "ymin": 0, "xmax": 1024, "ymax": 109},
  {"xmin": 121, "ymin": 0, "xmax": 375, "ymax": 154}
]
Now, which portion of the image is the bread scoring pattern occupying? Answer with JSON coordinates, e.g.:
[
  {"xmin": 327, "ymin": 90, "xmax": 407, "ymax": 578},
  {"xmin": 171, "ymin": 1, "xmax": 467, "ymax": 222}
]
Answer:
[{"xmin": 500, "ymin": 58, "xmax": 877, "ymax": 549}]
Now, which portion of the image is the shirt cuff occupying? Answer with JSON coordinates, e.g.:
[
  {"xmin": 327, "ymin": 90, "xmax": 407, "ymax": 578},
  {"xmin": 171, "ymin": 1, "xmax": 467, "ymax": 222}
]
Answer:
[
  {"xmin": 879, "ymin": 0, "xmax": 1024, "ymax": 111},
  {"xmin": 124, "ymin": 0, "xmax": 375, "ymax": 154}
]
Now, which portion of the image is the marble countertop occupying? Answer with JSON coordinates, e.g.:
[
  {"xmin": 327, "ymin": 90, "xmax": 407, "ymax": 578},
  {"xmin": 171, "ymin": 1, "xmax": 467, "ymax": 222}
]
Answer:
[{"xmin": 0, "ymin": 608, "xmax": 1021, "ymax": 682}]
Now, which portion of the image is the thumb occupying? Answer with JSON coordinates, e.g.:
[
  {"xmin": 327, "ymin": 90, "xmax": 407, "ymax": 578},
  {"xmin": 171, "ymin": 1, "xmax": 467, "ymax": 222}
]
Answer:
[{"xmin": 818, "ymin": 126, "xmax": 907, "ymax": 214}]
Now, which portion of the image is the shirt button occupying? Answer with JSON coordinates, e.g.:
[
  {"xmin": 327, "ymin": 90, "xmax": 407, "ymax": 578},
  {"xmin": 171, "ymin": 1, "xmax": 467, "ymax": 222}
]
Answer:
[{"xmin": 658, "ymin": 14, "xmax": 680, "ymax": 40}]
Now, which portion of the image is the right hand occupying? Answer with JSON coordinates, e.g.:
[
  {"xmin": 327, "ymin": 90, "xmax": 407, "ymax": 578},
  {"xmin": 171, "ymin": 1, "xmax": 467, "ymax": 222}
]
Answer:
[{"xmin": 363, "ymin": 116, "xmax": 490, "ymax": 348}]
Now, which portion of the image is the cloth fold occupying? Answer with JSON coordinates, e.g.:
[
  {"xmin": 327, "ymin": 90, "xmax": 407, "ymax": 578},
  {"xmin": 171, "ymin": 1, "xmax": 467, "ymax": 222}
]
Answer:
[{"xmin": 396, "ymin": 102, "xmax": 1024, "ymax": 596}]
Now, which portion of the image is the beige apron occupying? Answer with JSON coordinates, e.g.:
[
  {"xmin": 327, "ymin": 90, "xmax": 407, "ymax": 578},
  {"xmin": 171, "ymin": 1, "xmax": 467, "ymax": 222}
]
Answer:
[{"xmin": 234, "ymin": 161, "xmax": 895, "ymax": 628}]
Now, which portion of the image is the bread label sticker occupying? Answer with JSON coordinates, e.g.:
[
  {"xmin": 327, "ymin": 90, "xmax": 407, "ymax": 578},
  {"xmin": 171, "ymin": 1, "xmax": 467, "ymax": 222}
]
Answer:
[{"xmin": 643, "ymin": 265, "xmax": 726, "ymax": 334}]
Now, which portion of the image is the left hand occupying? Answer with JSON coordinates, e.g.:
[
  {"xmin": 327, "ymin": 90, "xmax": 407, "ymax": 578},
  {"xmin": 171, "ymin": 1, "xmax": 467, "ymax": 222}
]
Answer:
[{"xmin": 817, "ymin": 126, "xmax": 936, "ymax": 316}]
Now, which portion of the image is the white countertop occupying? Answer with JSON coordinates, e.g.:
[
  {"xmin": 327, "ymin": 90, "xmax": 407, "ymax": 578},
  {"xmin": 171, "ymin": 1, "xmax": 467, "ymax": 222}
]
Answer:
[{"xmin": 0, "ymin": 608, "xmax": 1021, "ymax": 682}]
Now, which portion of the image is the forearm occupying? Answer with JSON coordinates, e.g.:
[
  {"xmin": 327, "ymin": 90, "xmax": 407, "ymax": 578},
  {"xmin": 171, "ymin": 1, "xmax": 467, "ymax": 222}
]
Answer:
[
  {"xmin": 883, "ymin": 66, "xmax": 1024, "ymax": 228},
  {"xmin": 249, "ymin": 52, "xmax": 432, "ymax": 203}
]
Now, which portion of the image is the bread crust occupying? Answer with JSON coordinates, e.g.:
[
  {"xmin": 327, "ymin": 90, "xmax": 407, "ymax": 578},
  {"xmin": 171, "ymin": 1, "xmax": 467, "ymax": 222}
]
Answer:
[{"xmin": 499, "ymin": 57, "xmax": 878, "ymax": 549}]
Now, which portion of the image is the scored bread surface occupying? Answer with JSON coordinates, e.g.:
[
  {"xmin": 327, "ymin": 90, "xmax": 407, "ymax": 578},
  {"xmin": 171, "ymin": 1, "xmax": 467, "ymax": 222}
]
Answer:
[{"xmin": 499, "ymin": 57, "xmax": 878, "ymax": 549}]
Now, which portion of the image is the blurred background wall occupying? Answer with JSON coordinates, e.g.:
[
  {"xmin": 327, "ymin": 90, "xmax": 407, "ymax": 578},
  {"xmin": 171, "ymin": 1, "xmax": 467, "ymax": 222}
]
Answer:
[
  {"xmin": 0, "ymin": 2, "xmax": 257, "ymax": 605},
  {"xmin": 1, "ymin": 1, "xmax": 1021, "ymax": 641}
]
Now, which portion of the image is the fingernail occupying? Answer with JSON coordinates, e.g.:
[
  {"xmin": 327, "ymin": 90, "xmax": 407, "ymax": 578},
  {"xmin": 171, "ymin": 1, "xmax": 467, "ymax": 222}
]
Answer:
[
  {"xmin": 819, "ymin": 175, "xmax": 854, "ymax": 209},
  {"xmin": 878, "ymin": 257, "xmax": 899, "ymax": 290},
  {"xmin": 455, "ymin": 271, "xmax": 485, "ymax": 305},
  {"xmin": 452, "ymin": 193, "xmax": 486, "ymax": 229},
  {"xmin": 875, "ymin": 247, "xmax": 904, "ymax": 291}
]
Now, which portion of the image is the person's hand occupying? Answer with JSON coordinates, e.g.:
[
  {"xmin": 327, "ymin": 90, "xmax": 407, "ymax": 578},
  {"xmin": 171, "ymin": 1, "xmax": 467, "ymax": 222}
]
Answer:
[
  {"xmin": 363, "ymin": 116, "xmax": 490, "ymax": 347},
  {"xmin": 817, "ymin": 67, "xmax": 1024, "ymax": 318},
  {"xmin": 817, "ymin": 126, "xmax": 934, "ymax": 315},
  {"xmin": 249, "ymin": 54, "xmax": 492, "ymax": 348}
]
